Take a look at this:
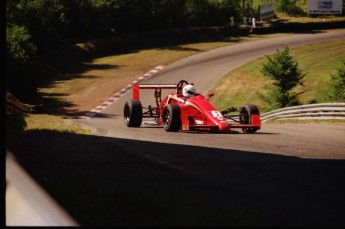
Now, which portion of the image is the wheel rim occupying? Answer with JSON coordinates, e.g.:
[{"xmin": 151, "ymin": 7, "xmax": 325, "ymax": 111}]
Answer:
[
  {"xmin": 163, "ymin": 109, "xmax": 170, "ymax": 129},
  {"xmin": 239, "ymin": 104, "xmax": 260, "ymax": 133},
  {"xmin": 240, "ymin": 109, "xmax": 250, "ymax": 132},
  {"xmin": 124, "ymin": 105, "xmax": 130, "ymax": 124},
  {"xmin": 240, "ymin": 111, "xmax": 249, "ymax": 124}
]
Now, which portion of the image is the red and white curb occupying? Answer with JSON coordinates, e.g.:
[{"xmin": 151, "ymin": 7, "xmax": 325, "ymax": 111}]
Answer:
[{"xmin": 79, "ymin": 65, "xmax": 165, "ymax": 119}]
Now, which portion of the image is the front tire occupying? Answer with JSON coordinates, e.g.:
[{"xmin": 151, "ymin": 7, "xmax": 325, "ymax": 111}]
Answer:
[
  {"xmin": 240, "ymin": 104, "xmax": 259, "ymax": 133},
  {"xmin": 124, "ymin": 99, "xmax": 142, "ymax": 127},
  {"xmin": 162, "ymin": 104, "xmax": 181, "ymax": 132}
]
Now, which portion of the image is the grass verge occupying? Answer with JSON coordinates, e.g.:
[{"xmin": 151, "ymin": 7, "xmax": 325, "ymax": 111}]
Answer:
[
  {"xmin": 209, "ymin": 38, "xmax": 345, "ymax": 113},
  {"xmin": 6, "ymin": 113, "xmax": 92, "ymax": 136}
]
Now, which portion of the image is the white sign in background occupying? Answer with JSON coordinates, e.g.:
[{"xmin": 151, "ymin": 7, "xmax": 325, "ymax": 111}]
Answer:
[
  {"xmin": 259, "ymin": 2, "xmax": 275, "ymax": 19},
  {"xmin": 308, "ymin": 0, "xmax": 343, "ymax": 15}
]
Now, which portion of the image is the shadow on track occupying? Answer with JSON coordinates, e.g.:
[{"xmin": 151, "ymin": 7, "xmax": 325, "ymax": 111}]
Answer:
[{"xmin": 6, "ymin": 129, "xmax": 345, "ymax": 227}]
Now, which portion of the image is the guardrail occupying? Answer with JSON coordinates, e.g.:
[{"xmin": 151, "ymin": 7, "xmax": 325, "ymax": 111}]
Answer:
[{"xmin": 260, "ymin": 103, "xmax": 345, "ymax": 122}]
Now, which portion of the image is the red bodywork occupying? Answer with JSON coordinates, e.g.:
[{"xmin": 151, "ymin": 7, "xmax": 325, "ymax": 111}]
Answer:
[{"xmin": 131, "ymin": 82, "xmax": 261, "ymax": 132}]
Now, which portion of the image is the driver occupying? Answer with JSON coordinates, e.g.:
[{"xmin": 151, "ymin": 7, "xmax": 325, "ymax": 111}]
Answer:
[{"xmin": 182, "ymin": 84, "xmax": 197, "ymax": 98}]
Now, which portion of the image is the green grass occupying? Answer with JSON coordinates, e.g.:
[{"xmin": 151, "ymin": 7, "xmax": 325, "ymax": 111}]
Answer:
[
  {"xmin": 209, "ymin": 39, "xmax": 345, "ymax": 112},
  {"xmin": 23, "ymin": 114, "xmax": 92, "ymax": 134},
  {"xmin": 24, "ymin": 114, "xmax": 92, "ymax": 133},
  {"xmin": 294, "ymin": 40, "xmax": 345, "ymax": 102}
]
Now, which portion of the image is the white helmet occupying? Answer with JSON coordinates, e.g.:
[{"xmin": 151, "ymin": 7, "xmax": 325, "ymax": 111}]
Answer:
[{"xmin": 182, "ymin": 84, "xmax": 196, "ymax": 98}]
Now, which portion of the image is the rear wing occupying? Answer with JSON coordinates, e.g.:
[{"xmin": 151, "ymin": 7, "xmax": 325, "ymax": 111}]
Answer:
[{"xmin": 133, "ymin": 83, "xmax": 177, "ymax": 100}]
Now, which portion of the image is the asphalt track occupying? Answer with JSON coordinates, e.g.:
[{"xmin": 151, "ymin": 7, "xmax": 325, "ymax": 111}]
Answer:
[
  {"xmin": 68, "ymin": 29, "xmax": 345, "ymax": 226},
  {"xmin": 8, "ymin": 30, "xmax": 345, "ymax": 226}
]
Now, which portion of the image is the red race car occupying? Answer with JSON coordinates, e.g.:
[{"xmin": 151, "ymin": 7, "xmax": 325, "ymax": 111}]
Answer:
[{"xmin": 123, "ymin": 80, "xmax": 261, "ymax": 133}]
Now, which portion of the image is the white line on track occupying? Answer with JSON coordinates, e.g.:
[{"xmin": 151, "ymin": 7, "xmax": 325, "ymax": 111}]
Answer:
[{"xmin": 79, "ymin": 65, "xmax": 164, "ymax": 119}]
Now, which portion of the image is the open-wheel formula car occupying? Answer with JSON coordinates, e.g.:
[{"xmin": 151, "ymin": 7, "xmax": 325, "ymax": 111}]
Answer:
[{"xmin": 123, "ymin": 80, "xmax": 261, "ymax": 133}]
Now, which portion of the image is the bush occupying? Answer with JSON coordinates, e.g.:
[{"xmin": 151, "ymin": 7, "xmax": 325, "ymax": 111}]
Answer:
[
  {"xmin": 259, "ymin": 45, "xmax": 306, "ymax": 109},
  {"xmin": 6, "ymin": 24, "xmax": 39, "ymax": 98},
  {"xmin": 321, "ymin": 60, "xmax": 345, "ymax": 102},
  {"xmin": 6, "ymin": 24, "xmax": 37, "ymax": 66},
  {"xmin": 276, "ymin": 0, "xmax": 306, "ymax": 16}
]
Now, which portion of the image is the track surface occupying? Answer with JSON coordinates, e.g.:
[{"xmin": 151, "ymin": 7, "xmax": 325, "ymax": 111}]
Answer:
[
  {"xmin": 10, "ymin": 30, "xmax": 345, "ymax": 226},
  {"xmin": 69, "ymin": 30, "xmax": 345, "ymax": 226},
  {"xmin": 75, "ymin": 29, "xmax": 345, "ymax": 159}
]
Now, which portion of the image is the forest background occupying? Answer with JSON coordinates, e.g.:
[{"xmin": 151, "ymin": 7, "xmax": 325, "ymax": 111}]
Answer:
[{"xmin": 8, "ymin": 0, "xmax": 338, "ymax": 100}]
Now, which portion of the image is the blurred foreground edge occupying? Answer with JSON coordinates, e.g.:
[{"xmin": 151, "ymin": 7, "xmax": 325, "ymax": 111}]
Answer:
[{"xmin": 6, "ymin": 150, "xmax": 79, "ymax": 226}]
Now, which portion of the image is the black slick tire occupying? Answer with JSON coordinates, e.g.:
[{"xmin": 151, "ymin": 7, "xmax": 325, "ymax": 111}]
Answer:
[
  {"xmin": 123, "ymin": 99, "xmax": 142, "ymax": 127},
  {"xmin": 240, "ymin": 104, "xmax": 259, "ymax": 133},
  {"xmin": 162, "ymin": 104, "xmax": 181, "ymax": 132}
]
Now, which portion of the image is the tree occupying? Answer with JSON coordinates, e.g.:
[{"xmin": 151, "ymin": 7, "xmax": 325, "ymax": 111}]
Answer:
[
  {"xmin": 6, "ymin": 0, "xmax": 68, "ymax": 51},
  {"xmin": 321, "ymin": 60, "xmax": 345, "ymax": 102},
  {"xmin": 275, "ymin": 0, "xmax": 305, "ymax": 16},
  {"xmin": 6, "ymin": 23, "xmax": 39, "ymax": 98},
  {"xmin": 259, "ymin": 45, "xmax": 306, "ymax": 109},
  {"xmin": 185, "ymin": 0, "xmax": 211, "ymax": 26}
]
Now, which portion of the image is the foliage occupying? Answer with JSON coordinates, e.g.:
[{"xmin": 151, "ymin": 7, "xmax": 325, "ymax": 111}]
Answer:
[
  {"xmin": 6, "ymin": 24, "xmax": 37, "ymax": 66},
  {"xmin": 6, "ymin": 0, "xmax": 68, "ymax": 50},
  {"xmin": 6, "ymin": 0, "xmax": 255, "ymax": 50},
  {"xmin": 6, "ymin": 23, "xmax": 39, "ymax": 98},
  {"xmin": 241, "ymin": 0, "xmax": 257, "ymax": 18},
  {"xmin": 259, "ymin": 45, "xmax": 306, "ymax": 109},
  {"xmin": 275, "ymin": 0, "xmax": 306, "ymax": 16},
  {"xmin": 321, "ymin": 60, "xmax": 345, "ymax": 102}
]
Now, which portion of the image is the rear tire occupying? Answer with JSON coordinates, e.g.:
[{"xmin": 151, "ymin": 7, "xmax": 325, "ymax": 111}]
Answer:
[
  {"xmin": 162, "ymin": 104, "xmax": 181, "ymax": 132},
  {"xmin": 240, "ymin": 104, "xmax": 259, "ymax": 133},
  {"xmin": 124, "ymin": 99, "xmax": 142, "ymax": 127}
]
